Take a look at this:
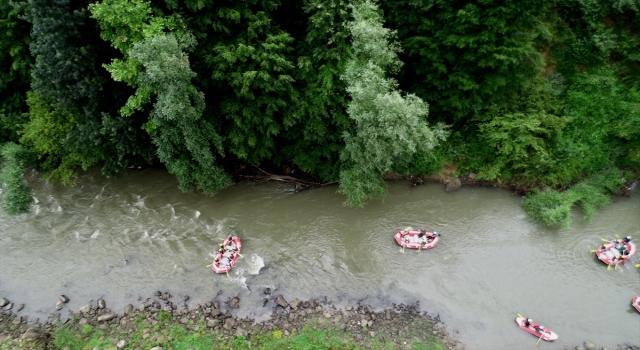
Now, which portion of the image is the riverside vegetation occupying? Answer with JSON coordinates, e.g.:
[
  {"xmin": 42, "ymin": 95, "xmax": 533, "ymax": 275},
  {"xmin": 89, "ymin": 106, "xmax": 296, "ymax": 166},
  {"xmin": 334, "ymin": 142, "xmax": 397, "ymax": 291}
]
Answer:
[
  {"xmin": 0, "ymin": 293, "xmax": 457, "ymax": 350},
  {"xmin": 1, "ymin": 0, "xmax": 639, "ymax": 225}
]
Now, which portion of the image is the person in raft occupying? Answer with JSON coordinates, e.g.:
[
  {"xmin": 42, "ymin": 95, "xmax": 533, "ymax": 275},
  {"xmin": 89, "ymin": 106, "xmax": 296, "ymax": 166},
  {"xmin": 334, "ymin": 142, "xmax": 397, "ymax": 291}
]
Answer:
[{"xmin": 623, "ymin": 236, "xmax": 632, "ymax": 243}]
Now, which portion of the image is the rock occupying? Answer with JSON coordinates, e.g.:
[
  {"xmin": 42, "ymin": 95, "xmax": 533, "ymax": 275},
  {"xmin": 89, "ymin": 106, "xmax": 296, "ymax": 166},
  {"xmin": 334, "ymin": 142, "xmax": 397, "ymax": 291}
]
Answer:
[
  {"xmin": 468, "ymin": 173, "xmax": 477, "ymax": 180},
  {"xmin": 385, "ymin": 310, "xmax": 391, "ymax": 320},
  {"xmin": 288, "ymin": 298, "xmax": 301, "ymax": 309},
  {"xmin": 21, "ymin": 328, "xmax": 46, "ymax": 341},
  {"xmin": 138, "ymin": 304, "xmax": 146, "ymax": 312},
  {"xmin": 156, "ymin": 335, "xmax": 165, "ymax": 344},
  {"xmin": 180, "ymin": 317, "xmax": 188, "ymax": 324},
  {"xmin": 223, "ymin": 318, "xmax": 235, "ymax": 331},
  {"xmin": 97, "ymin": 300, "xmax": 106, "ymax": 309},
  {"xmin": 346, "ymin": 305, "xmax": 353, "ymax": 311},
  {"xmin": 97, "ymin": 313, "xmax": 116, "ymax": 322},
  {"xmin": 445, "ymin": 177, "xmax": 462, "ymax": 192},
  {"xmin": 56, "ymin": 301, "xmax": 64, "ymax": 310},
  {"xmin": 235, "ymin": 327, "xmax": 247, "ymax": 337},
  {"xmin": 575, "ymin": 346, "xmax": 585, "ymax": 350},
  {"xmin": 309, "ymin": 299, "xmax": 317, "ymax": 308},
  {"xmin": 4, "ymin": 303, "xmax": 13, "ymax": 310},
  {"xmin": 369, "ymin": 331, "xmax": 376, "ymax": 337},
  {"xmin": 324, "ymin": 312, "xmax": 332, "ymax": 319},
  {"xmin": 583, "ymin": 342, "xmax": 596, "ymax": 350},
  {"xmin": 284, "ymin": 330, "xmax": 290, "ymax": 336},
  {"xmin": 264, "ymin": 288, "xmax": 271, "ymax": 295},
  {"xmin": 276, "ymin": 295, "xmax": 288, "ymax": 308},
  {"xmin": 117, "ymin": 340, "xmax": 126, "ymax": 348},
  {"xmin": 162, "ymin": 293, "xmax": 169, "ymax": 301},
  {"xmin": 78, "ymin": 318, "xmax": 87, "ymax": 326},
  {"xmin": 124, "ymin": 304, "xmax": 134, "ymax": 315},
  {"xmin": 229, "ymin": 297, "xmax": 240, "ymax": 309},
  {"xmin": 79, "ymin": 305, "xmax": 91, "ymax": 314},
  {"xmin": 262, "ymin": 298, "xmax": 269, "ymax": 307},
  {"xmin": 183, "ymin": 295, "xmax": 189, "ymax": 302},
  {"xmin": 150, "ymin": 347, "xmax": 163, "ymax": 350},
  {"xmin": 206, "ymin": 319, "xmax": 219, "ymax": 328},
  {"xmin": 17, "ymin": 304, "xmax": 24, "ymax": 311},
  {"xmin": 0, "ymin": 298, "xmax": 8, "ymax": 307},
  {"xmin": 60, "ymin": 295, "xmax": 70, "ymax": 303}
]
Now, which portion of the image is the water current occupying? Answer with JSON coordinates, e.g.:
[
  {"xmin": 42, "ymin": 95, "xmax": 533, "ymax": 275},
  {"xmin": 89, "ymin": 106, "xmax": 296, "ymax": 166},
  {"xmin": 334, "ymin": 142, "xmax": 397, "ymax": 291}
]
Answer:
[{"xmin": 1, "ymin": 168, "xmax": 639, "ymax": 349}]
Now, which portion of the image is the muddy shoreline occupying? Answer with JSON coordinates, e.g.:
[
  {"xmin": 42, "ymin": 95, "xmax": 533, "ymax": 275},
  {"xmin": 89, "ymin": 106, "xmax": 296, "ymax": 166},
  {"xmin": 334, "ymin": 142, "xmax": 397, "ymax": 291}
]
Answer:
[{"xmin": 0, "ymin": 292, "xmax": 463, "ymax": 349}]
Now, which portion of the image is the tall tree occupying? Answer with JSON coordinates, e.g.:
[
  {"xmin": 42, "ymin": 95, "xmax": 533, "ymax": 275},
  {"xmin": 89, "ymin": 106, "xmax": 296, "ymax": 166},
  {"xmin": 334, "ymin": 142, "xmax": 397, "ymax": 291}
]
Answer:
[
  {"xmin": 339, "ymin": 0, "xmax": 446, "ymax": 207},
  {"xmin": 0, "ymin": 0, "xmax": 31, "ymax": 143},
  {"xmin": 90, "ymin": 0, "xmax": 231, "ymax": 194}
]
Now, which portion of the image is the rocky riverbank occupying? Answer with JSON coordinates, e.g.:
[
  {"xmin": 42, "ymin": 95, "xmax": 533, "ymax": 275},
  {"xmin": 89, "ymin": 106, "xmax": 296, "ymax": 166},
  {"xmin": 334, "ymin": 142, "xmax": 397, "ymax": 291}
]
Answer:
[{"xmin": 0, "ymin": 291, "xmax": 462, "ymax": 350}]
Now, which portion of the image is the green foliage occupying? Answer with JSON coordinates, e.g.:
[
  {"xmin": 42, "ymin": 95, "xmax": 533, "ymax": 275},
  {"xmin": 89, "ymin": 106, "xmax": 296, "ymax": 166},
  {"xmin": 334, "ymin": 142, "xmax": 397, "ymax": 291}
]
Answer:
[
  {"xmin": 0, "ymin": 0, "xmax": 31, "ymax": 143},
  {"xmin": 381, "ymin": 0, "xmax": 552, "ymax": 123},
  {"xmin": 523, "ymin": 168, "xmax": 624, "ymax": 228},
  {"xmin": 129, "ymin": 33, "xmax": 231, "ymax": 195},
  {"xmin": 338, "ymin": 0, "xmax": 446, "ymax": 207},
  {"xmin": 0, "ymin": 142, "xmax": 33, "ymax": 214}
]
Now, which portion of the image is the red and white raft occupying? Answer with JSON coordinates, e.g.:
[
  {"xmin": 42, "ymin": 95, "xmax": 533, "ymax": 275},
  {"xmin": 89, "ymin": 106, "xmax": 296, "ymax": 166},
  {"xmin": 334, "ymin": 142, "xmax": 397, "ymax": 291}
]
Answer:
[
  {"xmin": 211, "ymin": 235, "xmax": 242, "ymax": 274},
  {"xmin": 595, "ymin": 241, "xmax": 636, "ymax": 266},
  {"xmin": 515, "ymin": 316, "xmax": 558, "ymax": 342},
  {"xmin": 394, "ymin": 228, "xmax": 440, "ymax": 250},
  {"xmin": 633, "ymin": 296, "xmax": 640, "ymax": 314}
]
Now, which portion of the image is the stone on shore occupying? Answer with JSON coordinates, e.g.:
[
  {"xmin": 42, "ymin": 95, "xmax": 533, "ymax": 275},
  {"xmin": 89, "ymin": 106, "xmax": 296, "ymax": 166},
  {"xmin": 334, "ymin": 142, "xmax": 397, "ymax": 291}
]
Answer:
[
  {"xmin": 79, "ymin": 304, "xmax": 91, "ymax": 314},
  {"xmin": 276, "ymin": 295, "xmax": 288, "ymax": 308},
  {"xmin": 445, "ymin": 177, "xmax": 462, "ymax": 192},
  {"xmin": 97, "ymin": 313, "xmax": 116, "ymax": 322},
  {"xmin": 60, "ymin": 295, "xmax": 70, "ymax": 303},
  {"xmin": 583, "ymin": 341, "xmax": 596, "ymax": 350},
  {"xmin": 0, "ymin": 298, "xmax": 9, "ymax": 307},
  {"xmin": 55, "ymin": 301, "xmax": 64, "ymax": 310}
]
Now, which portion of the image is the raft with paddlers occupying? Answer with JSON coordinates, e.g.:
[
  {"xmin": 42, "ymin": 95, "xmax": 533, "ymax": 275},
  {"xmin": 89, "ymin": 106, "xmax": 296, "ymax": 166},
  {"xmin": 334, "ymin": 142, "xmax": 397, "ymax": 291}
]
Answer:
[
  {"xmin": 210, "ymin": 235, "xmax": 242, "ymax": 274},
  {"xmin": 395, "ymin": 227, "xmax": 440, "ymax": 250},
  {"xmin": 593, "ymin": 237, "xmax": 636, "ymax": 269},
  {"xmin": 633, "ymin": 296, "xmax": 640, "ymax": 313},
  {"xmin": 515, "ymin": 314, "xmax": 558, "ymax": 342}
]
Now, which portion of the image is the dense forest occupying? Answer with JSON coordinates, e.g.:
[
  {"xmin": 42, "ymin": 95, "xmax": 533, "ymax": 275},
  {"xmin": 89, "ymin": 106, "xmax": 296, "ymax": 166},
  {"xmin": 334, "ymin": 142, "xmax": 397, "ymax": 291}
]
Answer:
[{"xmin": 1, "ymin": 0, "xmax": 639, "ymax": 227}]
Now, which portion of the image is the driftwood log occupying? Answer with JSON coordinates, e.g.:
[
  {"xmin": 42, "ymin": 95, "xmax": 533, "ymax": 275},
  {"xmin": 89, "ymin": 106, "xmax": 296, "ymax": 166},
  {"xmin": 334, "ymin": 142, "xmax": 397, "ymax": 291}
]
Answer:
[{"xmin": 238, "ymin": 164, "xmax": 337, "ymax": 192}]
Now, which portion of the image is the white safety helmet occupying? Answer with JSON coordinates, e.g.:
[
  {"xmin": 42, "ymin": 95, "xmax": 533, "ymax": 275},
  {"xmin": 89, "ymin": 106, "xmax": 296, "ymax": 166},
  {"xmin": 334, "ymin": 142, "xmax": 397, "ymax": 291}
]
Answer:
[
  {"xmin": 527, "ymin": 319, "xmax": 532, "ymax": 322},
  {"xmin": 627, "ymin": 236, "xmax": 631, "ymax": 239}
]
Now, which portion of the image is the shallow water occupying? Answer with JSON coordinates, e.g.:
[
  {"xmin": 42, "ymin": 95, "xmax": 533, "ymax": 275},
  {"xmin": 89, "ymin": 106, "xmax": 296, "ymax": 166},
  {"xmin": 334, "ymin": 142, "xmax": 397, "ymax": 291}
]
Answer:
[{"xmin": 1, "ymin": 168, "xmax": 639, "ymax": 349}]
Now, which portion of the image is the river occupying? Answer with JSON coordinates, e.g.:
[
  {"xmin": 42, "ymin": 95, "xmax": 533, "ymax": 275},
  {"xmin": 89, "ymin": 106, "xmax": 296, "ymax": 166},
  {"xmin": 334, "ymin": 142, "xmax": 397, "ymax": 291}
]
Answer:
[{"xmin": 1, "ymin": 168, "xmax": 639, "ymax": 349}]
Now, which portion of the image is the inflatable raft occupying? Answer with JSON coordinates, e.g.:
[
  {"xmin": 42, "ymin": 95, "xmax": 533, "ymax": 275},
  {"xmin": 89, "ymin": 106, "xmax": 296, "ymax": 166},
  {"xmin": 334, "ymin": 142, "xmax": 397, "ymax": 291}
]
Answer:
[
  {"xmin": 515, "ymin": 316, "xmax": 558, "ymax": 342},
  {"xmin": 595, "ymin": 241, "xmax": 636, "ymax": 266},
  {"xmin": 633, "ymin": 296, "xmax": 640, "ymax": 314},
  {"xmin": 394, "ymin": 228, "xmax": 439, "ymax": 249},
  {"xmin": 211, "ymin": 235, "xmax": 242, "ymax": 274}
]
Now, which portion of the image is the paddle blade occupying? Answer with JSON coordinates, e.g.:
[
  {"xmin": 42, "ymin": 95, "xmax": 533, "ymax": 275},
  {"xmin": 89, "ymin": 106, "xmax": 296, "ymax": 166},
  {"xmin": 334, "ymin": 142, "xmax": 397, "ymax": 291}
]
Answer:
[
  {"xmin": 536, "ymin": 336, "xmax": 542, "ymax": 345},
  {"xmin": 616, "ymin": 234, "xmax": 621, "ymax": 239},
  {"xmin": 601, "ymin": 238, "xmax": 609, "ymax": 242},
  {"xmin": 517, "ymin": 313, "xmax": 524, "ymax": 318},
  {"xmin": 206, "ymin": 264, "xmax": 211, "ymax": 268},
  {"xmin": 635, "ymin": 264, "xmax": 640, "ymax": 268},
  {"xmin": 226, "ymin": 271, "xmax": 230, "ymax": 278},
  {"xmin": 238, "ymin": 253, "xmax": 243, "ymax": 257},
  {"xmin": 615, "ymin": 264, "xmax": 618, "ymax": 270},
  {"xmin": 607, "ymin": 264, "xmax": 611, "ymax": 270},
  {"xmin": 590, "ymin": 250, "xmax": 596, "ymax": 253}
]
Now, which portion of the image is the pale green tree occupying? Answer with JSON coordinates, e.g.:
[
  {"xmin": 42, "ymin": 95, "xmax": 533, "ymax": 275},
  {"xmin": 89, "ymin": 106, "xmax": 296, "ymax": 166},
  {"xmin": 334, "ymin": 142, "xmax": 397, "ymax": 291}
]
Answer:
[{"xmin": 339, "ymin": 0, "xmax": 446, "ymax": 207}]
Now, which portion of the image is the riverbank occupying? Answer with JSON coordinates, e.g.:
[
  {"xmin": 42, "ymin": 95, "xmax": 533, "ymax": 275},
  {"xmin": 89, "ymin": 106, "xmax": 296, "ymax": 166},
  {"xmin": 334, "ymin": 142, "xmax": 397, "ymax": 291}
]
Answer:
[{"xmin": 0, "ymin": 292, "xmax": 461, "ymax": 350}]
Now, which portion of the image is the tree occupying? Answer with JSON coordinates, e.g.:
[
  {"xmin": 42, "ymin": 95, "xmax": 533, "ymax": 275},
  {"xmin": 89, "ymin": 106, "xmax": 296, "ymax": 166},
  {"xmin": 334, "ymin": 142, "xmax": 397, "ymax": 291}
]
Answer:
[
  {"xmin": 0, "ymin": 0, "xmax": 31, "ymax": 143},
  {"xmin": 91, "ymin": 0, "xmax": 230, "ymax": 194},
  {"xmin": 339, "ymin": 0, "xmax": 446, "ymax": 207}
]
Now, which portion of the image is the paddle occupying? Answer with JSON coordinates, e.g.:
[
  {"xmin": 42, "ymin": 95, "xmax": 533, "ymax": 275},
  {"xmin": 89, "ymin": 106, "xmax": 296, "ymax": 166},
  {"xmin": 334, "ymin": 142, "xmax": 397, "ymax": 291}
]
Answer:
[
  {"xmin": 206, "ymin": 264, "xmax": 211, "ymax": 268},
  {"xmin": 635, "ymin": 263, "xmax": 640, "ymax": 268},
  {"xmin": 590, "ymin": 250, "xmax": 597, "ymax": 253},
  {"xmin": 607, "ymin": 264, "xmax": 612, "ymax": 270},
  {"xmin": 601, "ymin": 238, "xmax": 610, "ymax": 242},
  {"xmin": 536, "ymin": 333, "xmax": 544, "ymax": 345},
  {"xmin": 226, "ymin": 271, "xmax": 230, "ymax": 278}
]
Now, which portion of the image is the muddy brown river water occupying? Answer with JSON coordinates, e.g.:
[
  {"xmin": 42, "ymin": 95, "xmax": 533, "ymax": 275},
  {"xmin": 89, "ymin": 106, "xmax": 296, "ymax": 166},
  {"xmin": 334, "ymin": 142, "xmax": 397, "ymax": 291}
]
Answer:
[{"xmin": 1, "ymin": 169, "xmax": 639, "ymax": 349}]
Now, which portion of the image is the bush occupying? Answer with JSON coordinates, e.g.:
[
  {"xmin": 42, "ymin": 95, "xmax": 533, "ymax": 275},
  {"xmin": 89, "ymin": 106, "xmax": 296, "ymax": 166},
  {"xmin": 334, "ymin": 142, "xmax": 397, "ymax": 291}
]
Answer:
[
  {"xmin": 523, "ymin": 168, "xmax": 624, "ymax": 228},
  {"xmin": 0, "ymin": 142, "xmax": 33, "ymax": 215}
]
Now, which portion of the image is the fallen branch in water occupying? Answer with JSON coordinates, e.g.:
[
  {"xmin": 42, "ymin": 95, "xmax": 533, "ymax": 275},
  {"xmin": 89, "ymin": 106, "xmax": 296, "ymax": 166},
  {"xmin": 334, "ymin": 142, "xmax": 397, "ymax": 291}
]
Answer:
[{"xmin": 237, "ymin": 164, "xmax": 337, "ymax": 192}]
